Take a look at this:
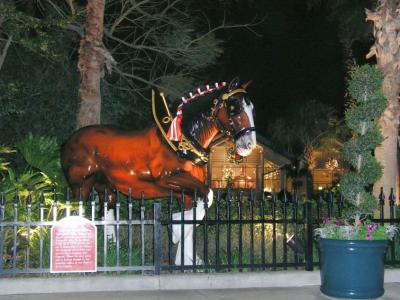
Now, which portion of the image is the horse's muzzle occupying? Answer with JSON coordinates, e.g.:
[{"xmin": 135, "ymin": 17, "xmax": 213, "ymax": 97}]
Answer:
[{"xmin": 233, "ymin": 127, "xmax": 256, "ymax": 141}]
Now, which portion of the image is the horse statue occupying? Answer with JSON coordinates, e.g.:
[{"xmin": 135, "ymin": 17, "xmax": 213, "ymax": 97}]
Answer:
[{"xmin": 61, "ymin": 77, "xmax": 257, "ymax": 265}]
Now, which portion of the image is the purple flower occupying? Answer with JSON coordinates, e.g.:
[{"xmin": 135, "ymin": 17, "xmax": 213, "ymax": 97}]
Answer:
[
  {"xmin": 366, "ymin": 232, "xmax": 372, "ymax": 240},
  {"xmin": 367, "ymin": 224, "xmax": 377, "ymax": 232},
  {"xmin": 322, "ymin": 215, "xmax": 329, "ymax": 225}
]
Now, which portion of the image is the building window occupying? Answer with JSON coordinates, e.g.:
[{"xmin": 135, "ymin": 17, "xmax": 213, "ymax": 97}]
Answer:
[
  {"xmin": 264, "ymin": 161, "xmax": 281, "ymax": 192},
  {"xmin": 212, "ymin": 165, "xmax": 257, "ymax": 189}
]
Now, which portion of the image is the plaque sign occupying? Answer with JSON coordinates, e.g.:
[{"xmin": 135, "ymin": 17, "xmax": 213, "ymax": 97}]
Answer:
[{"xmin": 50, "ymin": 216, "xmax": 97, "ymax": 273}]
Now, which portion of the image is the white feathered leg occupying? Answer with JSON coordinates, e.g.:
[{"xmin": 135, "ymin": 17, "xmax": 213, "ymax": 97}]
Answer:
[
  {"xmin": 104, "ymin": 208, "xmax": 117, "ymax": 243},
  {"xmin": 173, "ymin": 189, "xmax": 213, "ymax": 265}
]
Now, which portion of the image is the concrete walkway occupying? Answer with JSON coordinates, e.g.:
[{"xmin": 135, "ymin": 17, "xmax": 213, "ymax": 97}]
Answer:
[
  {"xmin": 1, "ymin": 284, "xmax": 400, "ymax": 300},
  {"xmin": 1, "ymin": 271, "xmax": 399, "ymax": 299}
]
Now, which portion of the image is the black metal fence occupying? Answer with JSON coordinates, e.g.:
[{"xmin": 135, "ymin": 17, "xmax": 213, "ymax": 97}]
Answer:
[
  {"xmin": 0, "ymin": 191, "xmax": 161, "ymax": 276},
  {"xmin": 0, "ymin": 188, "xmax": 399, "ymax": 277}
]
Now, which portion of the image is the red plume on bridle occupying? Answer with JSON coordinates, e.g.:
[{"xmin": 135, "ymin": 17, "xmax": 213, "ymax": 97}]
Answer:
[{"xmin": 167, "ymin": 82, "xmax": 227, "ymax": 141}]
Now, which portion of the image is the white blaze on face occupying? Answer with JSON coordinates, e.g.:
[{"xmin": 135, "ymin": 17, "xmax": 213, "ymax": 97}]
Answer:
[{"xmin": 235, "ymin": 100, "xmax": 256, "ymax": 157}]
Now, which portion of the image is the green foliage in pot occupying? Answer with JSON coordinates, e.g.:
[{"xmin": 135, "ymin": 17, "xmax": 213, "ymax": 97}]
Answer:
[
  {"xmin": 339, "ymin": 64, "xmax": 387, "ymax": 221},
  {"xmin": 315, "ymin": 65, "xmax": 398, "ymax": 240}
]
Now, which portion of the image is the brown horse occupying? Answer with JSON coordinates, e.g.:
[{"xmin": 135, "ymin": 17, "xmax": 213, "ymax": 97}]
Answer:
[
  {"xmin": 61, "ymin": 78, "xmax": 256, "ymax": 208},
  {"xmin": 61, "ymin": 78, "xmax": 256, "ymax": 264}
]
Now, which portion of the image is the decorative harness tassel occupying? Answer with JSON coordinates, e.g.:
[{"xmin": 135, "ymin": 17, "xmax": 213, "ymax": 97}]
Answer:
[
  {"xmin": 167, "ymin": 100, "xmax": 184, "ymax": 141},
  {"xmin": 167, "ymin": 82, "xmax": 226, "ymax": 142}
]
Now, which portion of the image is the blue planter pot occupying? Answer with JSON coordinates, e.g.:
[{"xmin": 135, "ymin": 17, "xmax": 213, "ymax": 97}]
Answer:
[{"xmin": 318, "ymin": 238, "xmax": 388, "ymax": 299}]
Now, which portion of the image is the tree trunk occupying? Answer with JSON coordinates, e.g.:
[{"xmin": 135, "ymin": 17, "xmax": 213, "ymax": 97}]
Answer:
[
  {"xmin": 76, "ymin": 0, "xmax": 105, "ymax": 129},
  {"xmin": 366, "ymin": 1, "xmax": 400, "ymax": 212}
]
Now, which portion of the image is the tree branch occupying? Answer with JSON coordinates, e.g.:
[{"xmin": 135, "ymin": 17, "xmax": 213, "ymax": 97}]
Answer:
[
  {"xmin": 186, "ymin": 15, "xmax": 264, "ymax": 48},
  {"xmin": 0, "ymin": 35, "xmax": 12, "ymax": 72},
  {"xmin": 110, "ymin": 0, "xmax": 153, "ymax": 34}
]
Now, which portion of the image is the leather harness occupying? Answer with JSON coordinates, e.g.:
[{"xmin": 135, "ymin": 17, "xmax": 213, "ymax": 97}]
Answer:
[{"xmin": 151, "ymin": 88, "xmax": 255, "ymax": 166}]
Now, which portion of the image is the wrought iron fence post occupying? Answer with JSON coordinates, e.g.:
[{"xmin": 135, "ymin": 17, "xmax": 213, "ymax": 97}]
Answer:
[
  {"xmin": 140, "ymin": 192, "xmax": 145, "ymax": 274},
  {"xmin": 282, "ymin": 191, "xmax": 288, "ymax": 270},
  {"xmin": 215, "ymin": 189, "xmax": 221, "ymax": 272},
  {"xmin": 389, "ymin": 188, "xmax": 395, "ymax": 220},
  {"xmin": 168, "ymin": 191, "xmax": 173, "ymax": 270},
  {"xmin": 153, "ymin": 202, "xmax": 161, "ymax": 275},
  {"xmin": 389, "ymin": 188, "xmax": 396, "ymax": 262},
  {"xmin": 26, "ymin": 194, "xmax": 32, "ymax": 271},
  {"xmin": 12, "ymin": 191, "xmax": 18, "ymax": 274},
  {"xmin": 192, "ymin": 190, "xmax": 197, "ymax": 272},
  {"xmin": 305, "ymin": 201, "xmax": 313, "ymax": 271},
  {"xmin": 379, "ymin": 187, "xmax": 385, "ymax": 224},
  {"xmin": 0, "ymin": 193, "xmax": 4, "ymax": 272},
  {"xmin": 272, "ymin": 192, "xmax": 277, "ymax": 271}
]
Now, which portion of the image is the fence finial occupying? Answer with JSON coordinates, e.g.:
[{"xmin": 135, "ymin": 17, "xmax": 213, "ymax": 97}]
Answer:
[
  {"xmin": 379, "ymin": 187, "xmax": 385, "ymax": 205},
  {"xmin": 13, "ymin": 190, "xmax": 19, "ymax": 204},
  {"xmin": 26, "ymin": 193, "xmax": 32, "ymax": 206},
  {"xmin": 389, "ymin": 187, "xmax": 395, "ymax": 205}
]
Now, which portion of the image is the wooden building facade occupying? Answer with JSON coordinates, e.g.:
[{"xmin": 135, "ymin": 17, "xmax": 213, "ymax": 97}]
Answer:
[
  {"xmin": 207, "ymin": 136, "xmax": 292, "ymax": 192},
  {"xmin": 207, "ymin": 136, "xmax": 345, "ymax": 194}
]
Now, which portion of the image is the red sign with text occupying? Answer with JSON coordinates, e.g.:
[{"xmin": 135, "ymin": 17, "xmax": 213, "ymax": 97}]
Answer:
[{"xmin": 50, "ymin": 216, "xmax": 97, "ymax": 273}]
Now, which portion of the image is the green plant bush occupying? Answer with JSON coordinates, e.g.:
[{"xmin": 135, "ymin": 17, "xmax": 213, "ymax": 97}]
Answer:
[{"xmin": 339, "ymin": 65, "xmax": 387, "ymax": 220}]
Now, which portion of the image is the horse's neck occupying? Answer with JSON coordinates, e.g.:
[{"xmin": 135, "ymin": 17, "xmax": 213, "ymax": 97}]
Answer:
[
  {"xmin": 181, "ymin": 92, "xmax": 223, "ymax": 150},
  {"xmin": 186, "ymin": 117, "xmax": 219, "ymax": 149}
]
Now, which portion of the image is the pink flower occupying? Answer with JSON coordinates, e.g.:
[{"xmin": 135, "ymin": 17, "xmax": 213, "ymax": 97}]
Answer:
[
  {"xmin": 322, "ymin": 215, "xmax": 329, "ymax": 224},
  {"xmin": 367, "ymin": 224, "xmax": 377, "ymax": 232},
  {"xmin": 366, "ymin": 232, "xmax": 372, "ymax": 240}
]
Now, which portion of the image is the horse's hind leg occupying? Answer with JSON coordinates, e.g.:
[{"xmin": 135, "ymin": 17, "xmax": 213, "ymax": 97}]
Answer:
[
  {"xmin": 65, "ymin": 164, "xmax": 96, "ymax": 201},
  {"xmin": 68, "ymin": 173, "xmax": 98, "ymax": 218}
]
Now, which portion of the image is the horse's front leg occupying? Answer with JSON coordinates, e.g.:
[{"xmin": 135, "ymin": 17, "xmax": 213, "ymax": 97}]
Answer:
[
  {"xmin": 171, "ymin": 188, "xmax": 213, "ymax": 266},
  {"xmin": 157, "ymin": 172, "xmax": 213, "ymax": 266}
]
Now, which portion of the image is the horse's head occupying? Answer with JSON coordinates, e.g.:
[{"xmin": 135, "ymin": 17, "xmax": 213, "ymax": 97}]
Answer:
[{"xmin": 215, "ymin": 78, "xmax": 257, "ymax": 157}]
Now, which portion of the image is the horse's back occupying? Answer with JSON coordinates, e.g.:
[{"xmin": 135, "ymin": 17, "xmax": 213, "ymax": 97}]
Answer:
[
  {"xmin": 64, "ymin": 125, "xmax": 153, "ymax": 146},
  {"xmin": 61, "ymin": 125, "xmax": 158, "ymax": 181}
]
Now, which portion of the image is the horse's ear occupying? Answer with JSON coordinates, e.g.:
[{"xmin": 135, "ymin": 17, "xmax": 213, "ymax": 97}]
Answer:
[
  {"xmin": 242, "ymin": 80, "xmax": 252, "ymax": 90},
  {"xmin": 228, "ymin": 77, "xmax": 240, "ymax": 91}
]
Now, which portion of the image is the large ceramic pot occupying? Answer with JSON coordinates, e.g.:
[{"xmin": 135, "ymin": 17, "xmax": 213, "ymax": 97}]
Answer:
[{"xmin": 318, "ymin": 238, "xmax": 388, "ymax": 299}]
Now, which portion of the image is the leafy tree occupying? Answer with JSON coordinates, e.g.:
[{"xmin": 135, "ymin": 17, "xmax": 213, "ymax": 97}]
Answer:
[
  {"xmin": 1, "ymin": 0, "xmax": 254, "ymax": 136},
  {"xmin": 0, "ymin": 0, "xmax": 79, "ymax": 144},
  {"xmin": 0, "ymin": 146, "xmax": 15, "ymax": 173},
  {"xmin": 268, "ymin": 99, "xmax": 340, "ymax": 196},
  {"xmin": 72, "ymin": 0, "xmax": 250, "ymax": 128},
  {"xmin": 16, "ymin": 133, "xmax": 66, "ymax": 186},
  {"xmin": 340, "ymin": 65, "xmax": 386, "ymax": 220},
  {"xmin": 308, "ymin": 0, "xmax": 400, "ymax": 211},
  {"xmin": 268, "ymin": 99, "xmax": 337, "ymax": 156}
]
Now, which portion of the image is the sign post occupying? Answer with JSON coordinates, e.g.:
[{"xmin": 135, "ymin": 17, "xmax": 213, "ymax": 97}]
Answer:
[{"xmin": 50, "ymin": 216, "xmax": 97, "ymax": 273}]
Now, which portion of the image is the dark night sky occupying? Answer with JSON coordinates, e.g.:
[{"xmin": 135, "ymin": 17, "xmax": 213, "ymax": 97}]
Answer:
[{"xmin": 200, "ymin": 1, "xmax": 373, "ymax": 138}]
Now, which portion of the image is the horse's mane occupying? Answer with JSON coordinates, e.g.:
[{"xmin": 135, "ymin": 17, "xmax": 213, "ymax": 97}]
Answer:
[
  {"xmin": 178, "ymin": 85, "xmax": 226, "ymax": 141},
  {"xmin": 169, "ymin": 84, "xmax": 225, "ymax": 117},
  {"xmin": 181, "ymin": 90, "xmax": 220, "ymax": 120}
]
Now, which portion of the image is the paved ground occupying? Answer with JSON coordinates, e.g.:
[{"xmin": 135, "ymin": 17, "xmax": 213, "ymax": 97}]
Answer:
[{"xmin": 1, "ymin": 284, "xmax": 400, "ymax": 300}]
